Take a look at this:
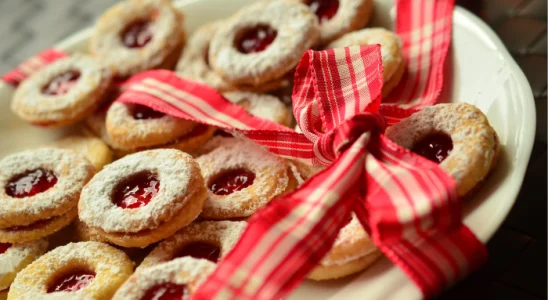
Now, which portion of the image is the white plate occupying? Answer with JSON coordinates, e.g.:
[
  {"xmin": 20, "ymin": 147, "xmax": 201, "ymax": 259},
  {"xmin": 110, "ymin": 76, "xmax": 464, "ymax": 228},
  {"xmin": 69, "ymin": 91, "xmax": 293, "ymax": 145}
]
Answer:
[{"xmin": 0, "ymin": 0, "xmax": 536, "ymax": 299}]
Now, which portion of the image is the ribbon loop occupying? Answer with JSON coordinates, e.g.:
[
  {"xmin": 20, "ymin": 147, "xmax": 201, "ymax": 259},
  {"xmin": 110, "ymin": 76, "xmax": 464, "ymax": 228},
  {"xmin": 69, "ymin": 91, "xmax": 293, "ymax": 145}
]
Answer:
[{"xmin": 314, "ymin": 113, "xmax": 385, "ymax": 163}]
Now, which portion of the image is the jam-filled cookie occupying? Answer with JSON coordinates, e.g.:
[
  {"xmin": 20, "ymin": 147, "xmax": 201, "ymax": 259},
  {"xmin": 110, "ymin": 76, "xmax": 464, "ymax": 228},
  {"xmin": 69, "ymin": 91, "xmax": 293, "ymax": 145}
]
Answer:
[
  {"xmin": 112, "ymin": 257, "xmax": 215, "ymax": 300},
  {"xmin": 308, "ymin": 214, "xmax": 382, "ymax": 280},
  {"xmin": 300, "ymin": 0, "xmax": 373, "ymax": 45},
  {"xmin": 385, "ymin": 103, "xmax": 500, "ymax": 197},
  {"xmin": 138, "ymin": 221, "xmax": 246, "ymax": 271},
  {"xmin": 79, "ymin": 149, "xmax": 207, "ymax": 248},
  {"xmin": 325, "ymin": 28, "xmax": 405, "ymax": 96},
  {"xmin": 197, "ymin": 139, "xmax": 297, "ymax": 219},
  {"xmin": 85, "ymin": 109, "xmax": 130, "ymax": 158},
  {"xmin": 208, "ymin": 0, "xmax": 320, "ymax": 87},
  {"xmin": 176, "ymin": 22, "xmax": 289, "ymax": 93},
  {"xmin": 49, "ymin": 135, "xmax": 113, "ymax": 171},
  {"xmin": 0, "ymin": 148, "xmax": 94, "ymax": 243},
  {"xmin": 223, "ymin": 91, "xmax": 293, "ymax": 127},
  {"xmin": 0, "ymin": 239, "xmax": 48, "ymax": 293},
  {"xmin": 105, "ymin": 102, "xmax": 197, "ymax": 149},
  {"xmin": 90, "ymin": 0, "xmax": 185, "ymax": 78},
  {"xmin": 8, "ymin": 242, "xmax": 133, "ymax": 300},
  {"xmin": 11, "ymin": 55, "xmax": 112, "ymax": 128}
]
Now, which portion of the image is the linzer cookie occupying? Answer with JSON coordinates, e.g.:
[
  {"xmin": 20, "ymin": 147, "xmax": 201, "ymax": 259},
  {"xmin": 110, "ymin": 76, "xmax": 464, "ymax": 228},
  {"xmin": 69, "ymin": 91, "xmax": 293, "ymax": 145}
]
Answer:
[
  {"xmin": 326, "ymin": 28, "xmax": 405, "ymax": 96},
  {"xmin": 385, "ymin": 103, "xmax": 500, "ymax": 197},
  {"xmin": 112, "ymin": 257, "xmax": 215, "ymax": 300},
  {"xmin": 138, "ymin": 221, "xmax": 246, "ymax": 271},
  {"xmin": 0, "ymin": 239, "xmax": 48, "ymax": 294},
  {"xmin": 105, "ymin": 102, "xmax": 197, "ymax": 149},
  {"xmin": 0, "ymin": 148, "xmax": 94, "ymax": 243},
  {"xmin": 308, "ymin": 214, "xmax": 382, "ymax": 280},
  {"xmin": 10, "ymin": 55, "xmax": 112, "ymax": 128},
  {"xmin": 208, "ymin": 0, "xmax": 320, "ymax": 87},
  {"xmin": 90, "ymin": 0, "xmax": 185, "ymax": 78},
  {"xmin": 197, "ymin": 139, "xmax": 297, "ymax": 219},
  {"xmin": 8, "ymin": 242, "xmax": 133, "ymax": 300},
  {"xmin": 300, "ymin": 0, "xmax": 373, "ymax": 45},
  {"xmin": 176, "ymin": 21, "xmax": 289, "ymax": 93},
  {"xmin": 78, "ymin": 149, "xmax": 207, "ymax": 248}
]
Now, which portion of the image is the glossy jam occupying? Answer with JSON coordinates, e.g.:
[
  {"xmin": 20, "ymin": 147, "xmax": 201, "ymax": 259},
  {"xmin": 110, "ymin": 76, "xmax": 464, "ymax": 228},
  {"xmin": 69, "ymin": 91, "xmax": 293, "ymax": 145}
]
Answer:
[
  {"xmin": 412, "ymin": 133, "xmax": 453, "ymax": 163},
  {"xmin": 47, "ymin": 270, "xmax": 95, "ymax": 293},
  {"xmin": 113, "ymin": 171, "xmax": 159, "ymax": 209},
  {"xmin": 42, "ymin": 71, "xmax": 80, "ymax": 96},
  {"xmin": 141, "ymin": 283, "xmax": 190, "ymax": 300},
  {"xmin": 122, "ymin": 20, "xmax": 153, "ymax": 48},
  {"xmin": 175, "ymin": 242, "xmax": 221, "ymax": 263},
  {"xmin": 209, "ymin": 169, "xmax": 255, "ymax": 195},
  {"xmin": 132, "ymin": 104, "xmax": 165, "ymax": 120},
  {"xmin": 6, "ymin": 168, "xmax": 57, "ymax": 198},
  {"xmin": 237, "ymin": 25, "xmax": 277, "ymax": 54},
  {"xmin": 308, "ymin": 0, "xmax": 339, "ymax": 23},
  {"xmin": 0, "ymin": 243, "xmax": 11, "ymax": 254}
]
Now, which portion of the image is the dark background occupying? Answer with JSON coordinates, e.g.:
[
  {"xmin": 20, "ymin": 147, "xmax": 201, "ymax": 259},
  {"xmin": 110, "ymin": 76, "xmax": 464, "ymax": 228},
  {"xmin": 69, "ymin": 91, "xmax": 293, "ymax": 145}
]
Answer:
[{"xmin": 0, "ymin": 0, "xmax": 545, "ymax": 299}]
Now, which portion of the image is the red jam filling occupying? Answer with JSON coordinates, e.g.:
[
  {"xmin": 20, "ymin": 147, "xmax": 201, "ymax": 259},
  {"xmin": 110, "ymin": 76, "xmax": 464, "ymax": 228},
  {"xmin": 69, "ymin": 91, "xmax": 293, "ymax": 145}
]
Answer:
[
  {"xmin": 237, "ymin": 25, "xmax": 277, "ymax": 54},
  {"xmin": 6, "ymin": 168, "xmax": 57, "ymax": 198},
  {"xmin": 209, "ymin": 169, "xmax": 255, "ymax": 195},
  {"xmin": 41, "ymin": 70, "xmax": 80, "ymax": 96},
  {"xmin": 122, "ymin": 20, "xmax": 153, "ymax": 48},
  {"xmin": 47, "ymin": 270, "xmax": 95, "ymax": 293},
  {"xmin": 412, "ymin": 133, "xmax": 453, "ymax": 163},
  {"xmin": 308, "ymin": 0, "xmax": 339, "ymax": 23},
  {"xmin": 141, "ymin": 283, "xmax": 190, "ymax": 300},
  {"xmin": 175, "ymin": 242, "xmax": 221, "ymax": 263},
  {"xmin": 0, "ymin": 243, "xmax": 11, "ymax": 254},
  {"xmin": 113, "ymin": 171, "xmax": 159, "ymax": 209},
  {"xmin": 6, "ymin": 218, "xmax": 52, "ymax": 231},
  {"xmin": 132, "ymin": 104, "xmax": 165, "ymax": 120}
]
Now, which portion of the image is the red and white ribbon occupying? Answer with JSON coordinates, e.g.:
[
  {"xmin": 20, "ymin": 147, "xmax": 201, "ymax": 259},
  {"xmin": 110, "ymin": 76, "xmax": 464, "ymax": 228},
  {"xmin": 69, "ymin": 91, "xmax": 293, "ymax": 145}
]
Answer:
[
  {"xmin": 1, "ymin": 0, "xmax": 487, "ymax": 298},
  {"xmin": 1, "ymin": 49, "xmax": 66, "ymax": 87}
]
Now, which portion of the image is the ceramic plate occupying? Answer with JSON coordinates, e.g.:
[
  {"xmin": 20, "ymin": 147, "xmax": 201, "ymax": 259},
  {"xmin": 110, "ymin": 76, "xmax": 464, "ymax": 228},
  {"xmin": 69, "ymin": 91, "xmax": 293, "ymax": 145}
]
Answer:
[{"xmin": 0, "ymin": 0, "xmax": 536, "ymax": 299}]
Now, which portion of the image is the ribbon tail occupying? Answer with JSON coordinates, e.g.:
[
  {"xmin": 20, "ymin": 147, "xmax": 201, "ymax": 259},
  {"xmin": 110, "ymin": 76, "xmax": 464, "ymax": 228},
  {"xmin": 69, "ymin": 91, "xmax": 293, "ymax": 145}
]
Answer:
[{"xmin": 191, "ymin": 134, "xmax": 370, "ymax": 300}]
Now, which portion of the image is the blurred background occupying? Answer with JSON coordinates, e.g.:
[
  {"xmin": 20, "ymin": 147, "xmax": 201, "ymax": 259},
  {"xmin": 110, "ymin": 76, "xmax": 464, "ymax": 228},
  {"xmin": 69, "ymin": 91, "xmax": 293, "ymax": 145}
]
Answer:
[{"xmin": 0, "ymin": 0, "xmax": 545, "ymax": 299}]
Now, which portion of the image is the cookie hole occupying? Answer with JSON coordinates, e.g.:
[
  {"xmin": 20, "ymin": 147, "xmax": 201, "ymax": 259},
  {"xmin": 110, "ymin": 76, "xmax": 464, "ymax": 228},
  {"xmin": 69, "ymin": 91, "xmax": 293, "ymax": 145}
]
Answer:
[
  {"xmin": 41, "ymin": 70, "xmax": 81, "ymax": 96},
  {"xmin": 174, "ymin": 241, "xmax": 221, "ymax": 263},
  {"xmin": 307, "ymin": 0, "xmax": 339, "ymax": 23},
  {"xmin": 121, "ymin": 19, "xmax": 154, "ymax": 48},
  {"xmin": 132, "ymin": 104, "xmax": 165, "ymax": 120},
  {"xmin": 209, "ymin": 168, "xmax": 255, "ymax": 195},
  {"xmin": 142, "ymin": 282, "xmax": 190, "ymax": 300},
  {"xmin": 411, "ymin": 132, "xmax": 453, "ymax": 163},
  {"xmin": 0, "ymin": 243, "xmax": 11, "ymax": 254},
  {"xmin": 113, "ymin": 171, "xmax": 159, "ymax": 209},
  {"xmin": 6, "ymin": 168, "xmax": 58, "ymax": 198},
  {"xmin": 235, "ymin": 25, "xmax": 277, "ymax": 54},
  {"xmin": 47, "ymin": 268, "xmax": 96, "ymax": 293}
]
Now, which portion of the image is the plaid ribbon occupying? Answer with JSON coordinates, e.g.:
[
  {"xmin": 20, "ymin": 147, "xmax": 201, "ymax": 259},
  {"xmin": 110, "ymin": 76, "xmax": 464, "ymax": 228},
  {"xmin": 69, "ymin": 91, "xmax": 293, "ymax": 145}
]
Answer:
[
  {"xmin": 1, "ymin": 49, "xmax": 67, "ymax": 87},
  {"xmin": 0, "ymin": 0, "xmax": 488, "ymax": 298}
]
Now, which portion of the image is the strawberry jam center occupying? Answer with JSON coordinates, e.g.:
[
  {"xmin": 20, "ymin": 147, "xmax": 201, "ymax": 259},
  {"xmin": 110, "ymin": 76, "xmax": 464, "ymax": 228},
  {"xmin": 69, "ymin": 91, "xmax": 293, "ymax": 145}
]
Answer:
[
  {"xmin": 209, "ymin": 169, "xmax": 255, "ymax": 195},
  {"xmin": 132, "ymin": 104, "xmax": 165, "ymax": 120},
  {"xmin": 42, "ymin": 70, "xmax": 80, "ymax": 96},
  {"xmin": 113, "ymin": 171, "xmax": 159, "ymax": 209},
  {"xmin": 122, "ymin": 20, "xmax": 153, "ymax": 48},
  {"xmin": 237, "ymin": 25, "xmax": 277, "ymax": 54},
  {"xmin": 47, "ymin": 270, "xmax": 95, "ymax": 293},
  {"xmin": 175, "ymin": 242, "xmax": 221, "ymax": 263},
  {"xmin": 6, "ymin": 168, "xmax": 57, "ymax": 198},
  {"xmin": 0, "ymin": 243, "xmax": 11, "ymax": 254},
  {"xmin": 412, "ymin": 133, "xmax": 453, "ymax": 163},
  {"xmin": 308, "ymin": 0, "xmax": 339, "ymax": 23},
  {"xmin": 142, "ymin": 283, "xmax": 190, "ymax": 300}
]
